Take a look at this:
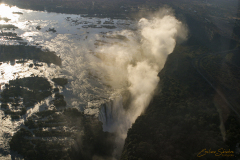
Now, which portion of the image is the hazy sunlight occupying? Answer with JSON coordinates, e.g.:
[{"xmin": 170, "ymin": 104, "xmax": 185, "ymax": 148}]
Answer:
[{"xmin": 0, "ymin": 4, "xmax": 20, "ymax": 23}]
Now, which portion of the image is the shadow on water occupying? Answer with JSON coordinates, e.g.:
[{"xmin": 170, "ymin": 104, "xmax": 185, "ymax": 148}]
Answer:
[
  {"xmin": 0, "ymin": 17, "xmax": 11, "ymax": 22},
  {"xmin": 0, "ymin": 45, "xmax": 62, "ymax": 66},
  {"xmin": 0, "ymin": 77, "xmax": 53, "ymax": 119},
  {"xmin": 0, "ymin": 32, "xmax": 23, "ymax": 41},
  {"xmin": 0, "ymin": 24, "xmax": 18, "ymax": 30}
]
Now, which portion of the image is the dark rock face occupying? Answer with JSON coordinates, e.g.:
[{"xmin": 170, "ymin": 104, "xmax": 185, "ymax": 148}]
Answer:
[
  {"xmin": 120, "ymin": 46, "xmax": 239, "ymax": 159},
  {"xmin": 121, "ymin": 7, "xmax": 240, "ymax": 159},
  {"xmin": 10, "ymin": 108, "xmax": 116, "ymax": 160}
]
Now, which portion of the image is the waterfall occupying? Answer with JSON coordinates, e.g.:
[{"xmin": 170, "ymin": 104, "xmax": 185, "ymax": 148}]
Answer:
[
  {"xmin": 98, "ymin": 95, "xmax": 125, "ymax": 132},
  {"xmin": 84, "ymin": 94, "xmax": 126, "ymax": 132}
]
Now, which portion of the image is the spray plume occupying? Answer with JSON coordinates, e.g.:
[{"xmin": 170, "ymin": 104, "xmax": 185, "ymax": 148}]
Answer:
[{"xmin": 92, "ymin": 8, "xmax": 188, "ymax": 158}]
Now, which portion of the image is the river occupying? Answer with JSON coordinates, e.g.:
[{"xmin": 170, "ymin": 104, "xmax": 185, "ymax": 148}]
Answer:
[{"xmin": 0, "ymin": 3, "xmax": 136, "ymax": 159}]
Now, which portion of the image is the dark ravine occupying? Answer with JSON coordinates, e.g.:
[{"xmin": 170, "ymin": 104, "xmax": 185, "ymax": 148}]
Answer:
[
  {"xmin": 120, "ymin": 8, "xmax": 240, "ymax": 159},
  {"xmin": 120, "ymin": 46, "xmax": 223, "ymax": 159},
  {"xmin": 120, "ymin": 24, "xmax": 240, "ymax": 160}
]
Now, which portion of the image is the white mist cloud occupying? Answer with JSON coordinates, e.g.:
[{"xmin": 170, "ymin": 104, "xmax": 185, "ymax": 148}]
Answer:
[
  {"xmin": 127, "ymin": 61, "xmax": 159, "ymax": 119},
  {"xmin": 126, "ymin": 11, "xmax": 187, "ymax": 124},
  {"xmin": 93, "ymin": 8, "xmax": 187, "ymax": 158}
]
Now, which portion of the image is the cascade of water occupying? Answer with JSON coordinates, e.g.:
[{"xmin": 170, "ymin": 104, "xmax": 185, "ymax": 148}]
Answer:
[{"xmin": 97, "ymin": 94, "xmax": 126, "ymax": 132}]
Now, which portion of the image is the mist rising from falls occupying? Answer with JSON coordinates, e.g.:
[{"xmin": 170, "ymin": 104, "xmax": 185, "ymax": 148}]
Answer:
[{"xmin": 95, "ymin": 8, "xmax": 187, "ymax": 157}]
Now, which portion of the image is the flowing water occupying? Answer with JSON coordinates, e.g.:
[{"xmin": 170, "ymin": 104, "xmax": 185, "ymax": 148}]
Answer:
[
  {"xmin": 0, "ymin": 4, "xmax": 187, "ymax": 159},
  {"xmin": 0, "ymin": 4, "xmax": 136, "ymax": 159}
]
